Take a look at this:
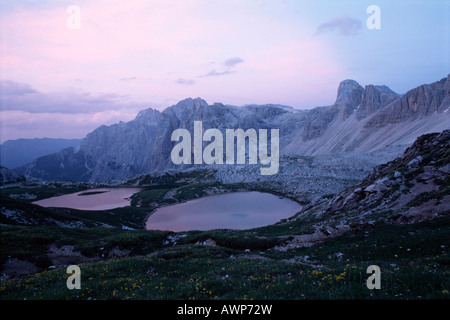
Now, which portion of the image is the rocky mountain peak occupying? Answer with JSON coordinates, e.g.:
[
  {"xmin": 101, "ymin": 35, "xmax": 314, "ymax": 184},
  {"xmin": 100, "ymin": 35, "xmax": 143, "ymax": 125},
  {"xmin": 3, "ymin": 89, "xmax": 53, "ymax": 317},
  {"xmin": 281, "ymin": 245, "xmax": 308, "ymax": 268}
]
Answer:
[
  {"xmin": 335, "ymin": 79, "xmax": 364, "ymax": 104},
  {"xmin": 334, "ymin": 79, "xmax": 364, "ymax": 120},
  {"xmin": 356, "ymin": 84, "xmax": 401, "ymax": 120},
  {"xmin": 175, "ymin": 97, "xmax": 209, "ymax": 109},
  {"xmin": 335, "ymin": 80, "xmax": 400, "ymax": 120},
  {"xmin": 164, "ymin": 97, "xmax": 211, "ymax": 120},
  {"xmin": 366, "ymin": 74, "xmax": 450, "ymax": 128},
  {"xmin": 135, "ymin": 108, "xmax": 160, "ymax": 121}
]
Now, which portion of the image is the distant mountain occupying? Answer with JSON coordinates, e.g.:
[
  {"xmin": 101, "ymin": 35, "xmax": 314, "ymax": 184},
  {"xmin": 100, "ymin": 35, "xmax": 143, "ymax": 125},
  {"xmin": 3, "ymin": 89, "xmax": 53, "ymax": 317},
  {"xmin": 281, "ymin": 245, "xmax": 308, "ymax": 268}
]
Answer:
[
  {"xmin": 0, "ymin": 165, "xmax": 25, "ymax": 185},
  {"xmin": 0, "ymin": 138, "xmax": 82, "ymax": 169},
  {"xmin": 17, "ymin": 75, "xmax": 450, "ymax": 182}
]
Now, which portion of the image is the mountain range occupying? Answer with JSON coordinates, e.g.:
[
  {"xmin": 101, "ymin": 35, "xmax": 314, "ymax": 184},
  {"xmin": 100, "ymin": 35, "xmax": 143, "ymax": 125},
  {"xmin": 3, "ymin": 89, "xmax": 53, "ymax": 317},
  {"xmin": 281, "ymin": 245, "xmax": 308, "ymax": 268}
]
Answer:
[
  {"xmin": 0, "ymin": 138, "xmax": 82, "ymax": 169},
  {"xmin": 15, "ymin": 75, "xmax": 450, "ymax": 183}
]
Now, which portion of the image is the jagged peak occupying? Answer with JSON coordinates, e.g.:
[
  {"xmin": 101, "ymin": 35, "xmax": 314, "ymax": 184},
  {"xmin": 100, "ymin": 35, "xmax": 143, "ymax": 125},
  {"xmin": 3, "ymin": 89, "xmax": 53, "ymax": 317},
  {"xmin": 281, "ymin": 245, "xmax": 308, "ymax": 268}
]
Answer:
[
  {"xmin": 355, "ymin": 84, "xmax": 401, "ymax": 120},
  {"xmin": 175, "ymin": 97, "xmax": 209, "ymax": 108},
  {"xmin": 335, "ymin": 79, "xmax": 363, "ymax": 104},
  {"xmin": 135, "ymin": 107, "xmax": 160, "ymax": 120},
  {"xmin": 362, "ymin": 84, "xmax": 401, "ymax": 97}
]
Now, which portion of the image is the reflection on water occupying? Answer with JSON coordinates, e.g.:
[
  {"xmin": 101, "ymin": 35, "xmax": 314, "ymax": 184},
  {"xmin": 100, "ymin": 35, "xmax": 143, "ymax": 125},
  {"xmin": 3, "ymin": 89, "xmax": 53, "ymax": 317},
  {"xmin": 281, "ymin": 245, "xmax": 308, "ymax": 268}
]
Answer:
[
  {"xmin": 146, "ymin": 191, "xmax": 302, "ymax": 232},
  {"xmin": 32, "ymin": 188, "xmax": 142, "ymax": 211}
]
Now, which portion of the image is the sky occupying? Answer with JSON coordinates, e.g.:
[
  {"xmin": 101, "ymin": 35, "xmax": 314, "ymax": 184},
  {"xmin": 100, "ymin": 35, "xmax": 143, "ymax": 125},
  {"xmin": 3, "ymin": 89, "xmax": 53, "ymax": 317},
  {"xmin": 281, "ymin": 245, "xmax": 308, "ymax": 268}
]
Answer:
[{"xmin": 1, "ymin": 0, "xmax": 449, "ymax": 142}]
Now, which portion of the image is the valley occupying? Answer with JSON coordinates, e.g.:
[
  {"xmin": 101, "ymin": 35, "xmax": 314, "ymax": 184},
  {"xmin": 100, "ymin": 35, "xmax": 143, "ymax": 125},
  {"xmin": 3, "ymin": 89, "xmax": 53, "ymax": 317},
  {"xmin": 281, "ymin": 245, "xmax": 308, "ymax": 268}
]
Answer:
[
  {"xmin": 1, "ymin": 76, "xmax": 449, "ymax": 300},
  {"xmin": 2, "ymin": 0, "xmax": 449, "ymax": 305},
  {"xmin": 1, "ymin": 130, "xmax": 449, "ymax": 300}
]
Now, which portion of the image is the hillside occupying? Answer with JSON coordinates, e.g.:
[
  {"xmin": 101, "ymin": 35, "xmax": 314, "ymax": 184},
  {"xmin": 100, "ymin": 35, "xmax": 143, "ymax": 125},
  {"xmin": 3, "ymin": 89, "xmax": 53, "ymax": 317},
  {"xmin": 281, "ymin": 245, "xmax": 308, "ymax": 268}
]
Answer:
[
  {"xmin": 0, "ymin": 166, "xmax": 25, "ymax": 185},
  {"xmin": 276, "ymin": 129, "xmax": 450, "ymax": 250}
]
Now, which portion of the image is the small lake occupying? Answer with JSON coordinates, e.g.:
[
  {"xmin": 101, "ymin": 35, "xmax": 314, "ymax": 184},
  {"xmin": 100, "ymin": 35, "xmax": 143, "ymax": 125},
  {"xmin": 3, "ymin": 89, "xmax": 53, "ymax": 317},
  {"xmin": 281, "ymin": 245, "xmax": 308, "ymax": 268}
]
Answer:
[
  {"xmin": 145, "ymin": 191, "xmax": 302, "ymax": 232},
  {"xmin": 32, "ymin": 188, "xmax": 142, "ymax": 211}
]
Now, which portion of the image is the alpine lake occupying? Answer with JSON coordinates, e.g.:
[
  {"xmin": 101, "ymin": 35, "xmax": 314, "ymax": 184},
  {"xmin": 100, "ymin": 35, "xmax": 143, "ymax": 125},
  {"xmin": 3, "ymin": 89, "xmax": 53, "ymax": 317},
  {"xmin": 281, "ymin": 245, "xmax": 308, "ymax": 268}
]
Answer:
[{"xmin": 33, "ymin": 188, "xmax": 302, "ymax": 231}]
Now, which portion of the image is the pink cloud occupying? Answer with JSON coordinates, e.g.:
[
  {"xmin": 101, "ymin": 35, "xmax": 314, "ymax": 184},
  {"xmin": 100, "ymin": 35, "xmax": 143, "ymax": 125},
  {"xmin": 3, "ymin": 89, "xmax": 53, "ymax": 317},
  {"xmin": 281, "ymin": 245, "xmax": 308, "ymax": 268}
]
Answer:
[
  {"xmin": 1, "ymin": 0, "xmax": 348, "ymax": 141},
  {"xmin": 0, "ymin": 109, "xmax": 138, "ymax": 142}
]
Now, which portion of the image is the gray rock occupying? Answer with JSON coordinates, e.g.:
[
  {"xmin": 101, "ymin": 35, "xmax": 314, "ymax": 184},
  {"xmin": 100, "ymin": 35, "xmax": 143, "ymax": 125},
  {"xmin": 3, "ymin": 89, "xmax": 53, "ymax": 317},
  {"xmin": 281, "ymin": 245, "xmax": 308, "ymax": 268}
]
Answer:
[
  {"xmin": 366, "ymin": 75, "xmax": 450, "ymax": 128},
  {"xmin": 0, "ymin": 166, "xmax": 25, "ymax": 185},
  {"xmin": 356, "ymin": 85, "xmax": 400, "ymax": 120},
  {"xmin": 17, "ymin": 76, "xmax": 450, "ymax": 183}
]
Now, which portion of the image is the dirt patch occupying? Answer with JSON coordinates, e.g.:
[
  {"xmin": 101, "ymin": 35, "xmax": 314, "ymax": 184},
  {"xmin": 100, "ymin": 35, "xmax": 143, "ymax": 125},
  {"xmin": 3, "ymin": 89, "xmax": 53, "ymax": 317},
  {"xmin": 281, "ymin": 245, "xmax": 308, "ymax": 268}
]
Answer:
[
  {"xmin": 107, "ymin": 247, "xmax": 131, "ymax": 258},
  {"xmin": 274, "ymin": 225, "xmax": 352, "ymax": 251},
  {"xmin": 47, "ymin": 244, "xmax": 99, "ymax": 266},
  {"xmin": 195, "ymin": 238, "xmax": 217, "ymax": 246},
  {"xmin": 400, "ymin": 195, "xmax": 450, "ymax": 223},
  {"xmin": 233, "ymin": 253, "xmax": 271, "ymax": 261},
  {"xmin": 1, "ymin": 258, "xmax": 40, "ymax": 280}
]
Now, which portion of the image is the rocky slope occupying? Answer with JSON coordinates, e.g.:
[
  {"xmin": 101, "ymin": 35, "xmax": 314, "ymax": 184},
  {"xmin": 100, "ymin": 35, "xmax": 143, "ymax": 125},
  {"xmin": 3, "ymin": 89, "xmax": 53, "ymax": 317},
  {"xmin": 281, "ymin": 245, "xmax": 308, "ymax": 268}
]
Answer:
[
  {"xmin": 324, "ymin": 130, "xmax": 450, "ymax": 223},
  {"xmin": 0, "ymin": 166, "xmax": 25, "ymax": 185},
  {"xmin": 16, "ymin": 75, "xmax": 450, "ymax": 183},
  {"xmin": 278, "ymin": 130, "xmax": 450, "ymax": 250}
]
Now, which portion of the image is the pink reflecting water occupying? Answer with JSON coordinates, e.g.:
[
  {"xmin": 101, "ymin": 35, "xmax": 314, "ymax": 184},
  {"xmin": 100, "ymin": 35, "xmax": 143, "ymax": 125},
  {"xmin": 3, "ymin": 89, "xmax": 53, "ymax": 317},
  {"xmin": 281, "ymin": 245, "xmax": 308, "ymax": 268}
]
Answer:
[
  {"xmin": 32, "ymin": 188, "xmax": 142, "ymax": 211},
  {"xmin": 146, "ymin": 191, "xmax": 302, "ymax": 232}
]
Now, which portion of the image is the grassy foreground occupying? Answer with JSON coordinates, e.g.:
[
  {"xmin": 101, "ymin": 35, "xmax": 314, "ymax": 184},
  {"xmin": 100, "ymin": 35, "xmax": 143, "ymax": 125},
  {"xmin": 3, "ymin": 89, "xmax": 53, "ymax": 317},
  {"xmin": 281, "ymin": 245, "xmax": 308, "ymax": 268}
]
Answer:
[{"xmin": 1, "ymin": 216, "xmax": 449, "ymax": 300}]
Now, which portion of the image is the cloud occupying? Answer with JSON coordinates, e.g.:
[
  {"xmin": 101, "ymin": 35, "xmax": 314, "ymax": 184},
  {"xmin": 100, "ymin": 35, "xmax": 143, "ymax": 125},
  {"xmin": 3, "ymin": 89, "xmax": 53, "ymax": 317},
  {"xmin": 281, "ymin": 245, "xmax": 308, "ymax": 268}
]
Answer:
[
  {"xmin": 120, "ymin": 77, "xmax": 137, "ymax": 82},
  {"xmin": 315, "ymin": 14, "xmax": 362, "ymax": 36},
  {"xmin": 223, "ymin": 57, "xmax": 244, "ymax": 68},
  {"xmin": 175, "ymin": 78, "xmax": 195, "ymax": 85},
  {"xmin": 0, "ymin": 109, "xmax": 138, "ymax": 142},
  {"xmin": 1, "ymin": 80, "xmax": 38, "ymax": 96},
  {"xmin": 204, "ymin": 70, "xmax": 235, "ymax": 77},
  {"xmin": 202, "ymin": 57, "xmax": 244, "ymax": 77},
  {"xmin": 0, "ymin": 80, "xmax": 142, "ymax": 114},
  {"xmin": 0, "ymin": 80, "xmax": 143, "ymax": 142}
]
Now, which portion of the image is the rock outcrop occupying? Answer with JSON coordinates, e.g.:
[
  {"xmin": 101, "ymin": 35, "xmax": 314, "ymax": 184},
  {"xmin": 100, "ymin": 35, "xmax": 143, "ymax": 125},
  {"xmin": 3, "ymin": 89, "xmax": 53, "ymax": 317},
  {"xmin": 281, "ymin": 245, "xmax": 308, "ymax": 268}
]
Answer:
[
  {"xmin": 0, "ymin": 166, "xmax": 25, "ymax": 185},
  {"xmin": 277, "ymin": 129, "xmax": 450, "ymax": 251},
  {"xmin": 315, "ymin": 130, "xmax": 450, "ymax": 223},
  {"xmin": 366, "ymin": 75, "xmax": 450, "ymax": 127}
]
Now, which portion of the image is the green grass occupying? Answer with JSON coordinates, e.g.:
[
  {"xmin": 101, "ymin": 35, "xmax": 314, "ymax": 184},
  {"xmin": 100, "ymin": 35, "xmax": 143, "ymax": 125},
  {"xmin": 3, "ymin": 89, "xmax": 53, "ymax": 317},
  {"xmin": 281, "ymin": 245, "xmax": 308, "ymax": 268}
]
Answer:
[
  {"xmin": 172, "ymin": 183, "xmax": 219, "ymax": 201},
  {"xmin": 1, "ymin": 216, "xmax": 449, "ymax": 300},
  {"xmin": 0, "ymin": 195, "xmax": 153, "ymax": 229},
  {"xmin": 131, "ymin": 188, "xmax": 172, "ymax": 207},
  {"xmin": 0, "ymin": 225, "xmax": 167, "ymax": 254},
  {"xmin": 1, "ymin": 246, "xmax": 448, "ymax": 300},
  {"xmin": 0, "ymin": 185, "xmax": 88, "ymax": 202}
]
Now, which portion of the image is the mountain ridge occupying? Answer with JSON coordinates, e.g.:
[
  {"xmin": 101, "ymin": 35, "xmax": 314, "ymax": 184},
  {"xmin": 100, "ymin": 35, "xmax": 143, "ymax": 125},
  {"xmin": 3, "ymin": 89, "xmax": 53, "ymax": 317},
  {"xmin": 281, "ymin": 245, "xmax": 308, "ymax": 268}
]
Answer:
[
  {"xmin": 0, "ymin": 138, "xmax": 82, "ymax": 169},
  {"xmin": 15, "ymin": 75, "xmax": 450, "ymax": 182}
]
